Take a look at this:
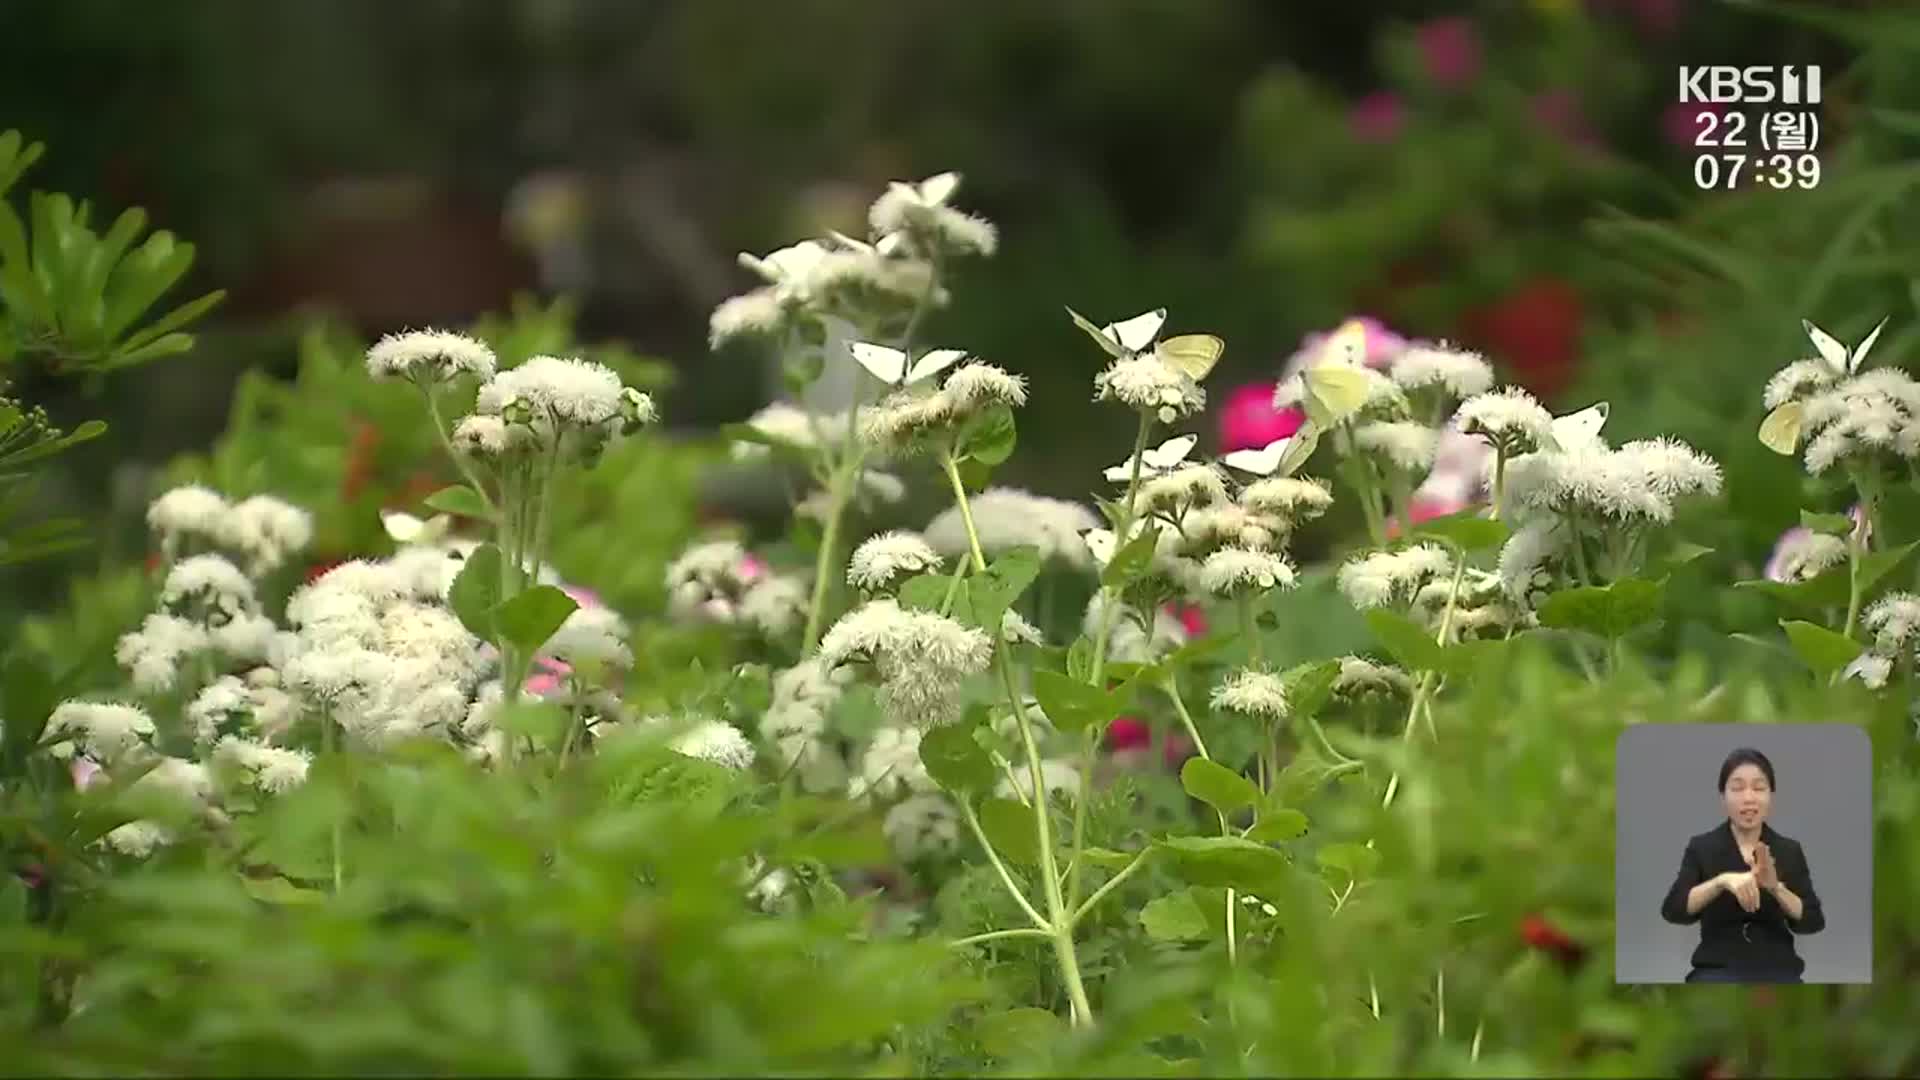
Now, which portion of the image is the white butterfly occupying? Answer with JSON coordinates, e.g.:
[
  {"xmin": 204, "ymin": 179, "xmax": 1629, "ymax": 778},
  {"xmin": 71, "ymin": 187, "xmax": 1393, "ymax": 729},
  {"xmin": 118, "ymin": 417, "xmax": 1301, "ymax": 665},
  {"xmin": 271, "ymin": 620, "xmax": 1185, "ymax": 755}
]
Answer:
[
  {"xmin": 1102, "ymin": 433, "xmax": 1198, "ymax": 483},
  {"xmin": 1221, "ymin": 435, "xmax": 1304, "ymax": 477},
  {"xmin": 884, "ymin": 171, "xmax": 961, "ymax": 210},
  {"xmin": 849, "ymin": 342, "xmax": 968, "ymax": 387},
  {"xmin": 826, "ymin": 229, "xmax": 905, "ymax": 258},
  {"xmin": 1805, "ymin": 316, "xmax": 1889, "ymax": 377},
  {"xmin": 382, "ymin": 511, "xmax": 452, "ymax": 546},
  {"xmin": 1545, "ymin": 402, "xmax": 1610, "ymax": 452},
  {"xmin": 738, "ymin": 240, "xmax": 827, "ymax": 285},
  {"xmin": 1081, "ymin": 520, "xmax": 1159, "ymax": 566},
  {"xmin": 1068, "ymin": 306, "xmax": 1168, "ymax": 358}
]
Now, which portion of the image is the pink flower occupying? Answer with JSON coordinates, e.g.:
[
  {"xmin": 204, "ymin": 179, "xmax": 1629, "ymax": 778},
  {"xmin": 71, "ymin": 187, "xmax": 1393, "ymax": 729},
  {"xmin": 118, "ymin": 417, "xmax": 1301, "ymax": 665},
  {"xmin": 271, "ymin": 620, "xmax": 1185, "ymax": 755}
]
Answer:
[
  {"xmin": 1532, "ymin": 89, "xmax": 1601, "ymax": 149},
  {"xmin": 1416, "ymin": 17, "xmax": 1482, "ymax": 91},
  {"xmin": 1219, "ymin": 382, "xmax": 1306, "ymax": 452},
  {"xmin": 70, "ymin": 757, "xmax": 104, "ymax": 792},
  {"xmin": 1350, "ymin": 91, "xmax": 1407, "ymax": 143},
  {"xmin": 561, "ymin": 585, "xmax": 602, "ymax": 609},
  {"xmin": 1283, "ymin": 317, "xmax": 1408, "ymax": 380},
  {"xmin": 1163, "ymin": 601, "xmax": 1209, "ymax": 639},
  {"xmin": 524, "ymin": 658, "xmax": 573, "ymax": 697},
  {"xmin": 1161, "ymin": 732, "xmax": 1197, "ymax": 770},
  {"xmin": 1662, "ymin": 101, "xmax": 1725, "ymax": 148},
  {"xmin": 1386, "ymin": 493, "xmax": 1470, "ymax": 540},
  {"xmin": 1106, "ymin": 716, "xmax": 1152, "ymax": 753},
  {"xmin": 736, "ymin": 554, "xmax": 767, "ymax": 584}
]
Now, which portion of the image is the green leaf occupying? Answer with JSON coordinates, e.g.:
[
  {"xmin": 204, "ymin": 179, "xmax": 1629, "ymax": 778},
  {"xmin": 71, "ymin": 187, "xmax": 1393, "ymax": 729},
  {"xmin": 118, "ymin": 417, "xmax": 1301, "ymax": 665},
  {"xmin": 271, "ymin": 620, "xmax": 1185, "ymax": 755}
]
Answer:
[
  {"xmin": 1315, "ymin": 842, "xmax": 1382, "ymax": 880},
  {"xmin": 1079, "ymin": 847, "xmax": 1139, "ymax": 871},
  {"xmin": 492, "ymin": 585, "xmax": 578, "ymax": 653},
  {"xmin": 241, "ymin": 875, "xmax": 326, "ymax": 906},
  {"xmin": 1536, "ymin": 577, "xmax": 1665, "ymax": 640},
  {"xmin": 919, "ymin": 722, "xmax": 996, "ymax": 795},
  {"xmin": 1099, "ymin": 529, "xmax": 1160, "ymax": 590},
  {"xmin": 1658, "ymin": 541, "xmax": 1716, "ymax": 573},
  {"xmin": 448, "ymin": 543, "xmax": 505, "ymax": 640},
  {"xmin": 1365, "ymin": 609, "xmax": 1445, "ymax": 671},
  {"xmin": 1066, "ymin": 635, "xmax": 1095, "ymax": 682},
  {"xmin": 1858, "ymin": 540, "xmax": 1920, "ymax": 598},
  {"xmin": 1, "ymin": 654, "xmax": 56, "ymax": 769},
  {"xmin": 422, "ymin": 484, "xmax": 492, "ymax": 519},
  {"xmin": 979, "ymin": 1007, "xmax": 1065, "ymax": 1059},
  {"xmin": 895, "ymin": 571, "xmax": 950, "ymax": 611},
  {"xmin": 1154, "ymin": 835, "xmax": 1290, "ymax": 895},
  {"xmin": 955, "ymin": 548, "xmax": 1042, "ymax": 635},
  {"xmin": 1179, "ymin": 757, "xmax": 1259, "ymax": 816},
  {"xmin": 1780, "ymin": 620, "xmax": 1864, "ymax": 679},
  {"xmin": 1139, "ymin": 891, "xmax": 1210, "ymax": 942},
  {"xmin": 1245, "ymin": 806, "xmax": 1309, "ymax": 843},
  {"xmin": 978, "ymin": 797, "xmax": 1039, "ymax": 865},
  {"xmin": 1411, "ymin": 509, "xmax": 1510, "ymax": 552},
  {"xmin": 1031, "ymin": 669, "xmax": 1124, "ymax": 735},
  {"xmin": 1801, "ymin": 509, "xmax": 1855, "ymax": 536},
  {"xmin": 1280, "ymin": 659, "xmax": 1341, "ymax": 721},
  {"xmin": 959, "ymin": 404, "xmax": 1017, "ymax": 466}
]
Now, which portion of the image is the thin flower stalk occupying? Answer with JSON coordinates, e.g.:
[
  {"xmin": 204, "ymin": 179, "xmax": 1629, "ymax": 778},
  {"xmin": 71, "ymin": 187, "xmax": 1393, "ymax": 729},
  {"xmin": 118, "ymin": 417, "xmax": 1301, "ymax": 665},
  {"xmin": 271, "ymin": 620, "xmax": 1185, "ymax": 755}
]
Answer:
[{"xmin": 1383, "ymin": 551, "xmax": 1468, "ymax": 809}]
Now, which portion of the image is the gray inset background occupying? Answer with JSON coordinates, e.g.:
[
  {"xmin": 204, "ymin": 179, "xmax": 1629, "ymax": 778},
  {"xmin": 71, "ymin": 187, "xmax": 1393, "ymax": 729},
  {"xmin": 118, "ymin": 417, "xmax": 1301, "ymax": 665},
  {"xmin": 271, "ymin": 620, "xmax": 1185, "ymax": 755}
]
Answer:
[{"xmin": 1614, "ymin": 723, "xmax": 1873, "ymax": 984}]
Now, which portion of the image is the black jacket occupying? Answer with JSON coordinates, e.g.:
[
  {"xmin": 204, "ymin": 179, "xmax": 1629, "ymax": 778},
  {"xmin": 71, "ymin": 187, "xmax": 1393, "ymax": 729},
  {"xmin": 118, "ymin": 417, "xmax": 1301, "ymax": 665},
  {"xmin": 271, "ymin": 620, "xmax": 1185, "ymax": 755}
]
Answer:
[{"xmin": 1660, "ymin": 820, "xmax": 1825, "ymax": 977}]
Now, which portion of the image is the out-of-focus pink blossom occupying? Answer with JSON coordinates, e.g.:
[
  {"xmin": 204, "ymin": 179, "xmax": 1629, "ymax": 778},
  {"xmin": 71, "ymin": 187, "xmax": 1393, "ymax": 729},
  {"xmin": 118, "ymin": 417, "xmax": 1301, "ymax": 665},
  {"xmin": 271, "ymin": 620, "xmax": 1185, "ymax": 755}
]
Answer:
[
  {"xmin": 1350, "ymin": 91, "xmax": 1407, "ymax": 143},
  {"xmin": 1220, "ymin": 383, "xmax": 1306, "ymax": 452},
  {"xmin": 561, "ymin": 585, "xmax": 602, "ymax": 609},
  {"xmin": 1161, "ymin": 732, "xmax": 1197, "ymax": 769},
  {"xmin": 525, "ymin": 658, "xmax": 573, "ymax": 697},
  {"xmin": 17, "ymin": 864, "xmax": 45, "ymax": 889},
  {"xmin": 1283, "ymin": 317, "xmax": 1408, "ymax": 381},
  {"xmin": 1164, "ymin": 601, "xmax": 1209, "ymax": 639},
  {"xmin": 1386, "ymin": 493, "xmax": 1471, "ymax": 540},
  {"xmin": 1588, "ymin": 0, "xmax": 1679, "ymax": 38},
  {"xmin": 71, "ymin": 757, "xmax": 104, "ymax": 792},
  {"xmin": 1417, "ymin": 17, "xmax": 1482, "ymax": 90},
  {"xmin": 736, "ymin": 554, "xmax": 767, "ymax": 584},
  {"xmin": 1662, "ymin": 101, "xmax": 1725, "ymax": 148},
  {"xmin": 1106, "ymin": 716, "xmax": 1151, "ymax": 752},
  {"xmin": 1764, "ymin": 505, "xmax": 1870, "ymax": 583}
]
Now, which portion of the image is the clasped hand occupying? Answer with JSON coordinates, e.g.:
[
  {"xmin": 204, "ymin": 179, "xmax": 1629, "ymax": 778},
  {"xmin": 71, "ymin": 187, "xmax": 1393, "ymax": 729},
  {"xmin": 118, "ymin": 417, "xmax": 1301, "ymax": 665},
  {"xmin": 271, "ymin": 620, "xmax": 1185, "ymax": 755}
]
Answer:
[{"xmin": 1720, "ymin": 844, "xmax": 1778, "ymax": 913}]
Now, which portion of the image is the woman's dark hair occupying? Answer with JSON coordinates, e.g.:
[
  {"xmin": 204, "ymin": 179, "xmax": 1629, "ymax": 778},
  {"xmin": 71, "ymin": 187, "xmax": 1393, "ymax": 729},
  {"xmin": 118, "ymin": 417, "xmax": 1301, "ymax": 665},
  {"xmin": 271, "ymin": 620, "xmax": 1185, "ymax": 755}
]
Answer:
[{"xmin": 1718, "ymin": 747, "xmax": 1777, "ymax": 792}]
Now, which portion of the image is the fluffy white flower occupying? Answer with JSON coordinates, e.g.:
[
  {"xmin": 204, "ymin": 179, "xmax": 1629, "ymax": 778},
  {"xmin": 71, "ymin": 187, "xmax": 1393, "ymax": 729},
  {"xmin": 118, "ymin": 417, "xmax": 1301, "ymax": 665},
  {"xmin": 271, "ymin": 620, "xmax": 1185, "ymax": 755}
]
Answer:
[
  {"xmin": 1086, "ymin": 593, "xmax": 1187, "ymax": 665},
  {"xmin": 218, "ymin": 495, "xmax": 313, "ymax": 576},
  {"xmin": 1391, "ymin": 343, "xmax": 1494, "ymax": 399},
  {"xmin": 820, "ymin": 600, "xmax": 993, "ymax": 729},
  {"xmin": 740, "ymin": 575, "xmax": 809, "ymax": 638},
  {"xmin": 941, "ymin": 362, "xmax": 1027, "ymax": 411},
  {"xmin": 1238, "ymin": 476, "xmax": 1334, "ymax": 521},
  {"xmin": 1456, "ymin": 387, "xmax": 1553, "ymax": 451},
  {"xmin": 1140, "ymin": 465, "xmax": 1230, "ymax": 514},
  {"xmin": 103, "ymin": 820, "xmax": 171, "ymax": 858},
  {"xmin": 848, "ymin": 531, "xmax": 945, "ymax": 591},
  {"xmin": 995, "ymin": 759, "xmax": 1081, "ymax": 804},
  {"xmin": 738, "ymin": 402, "xmax": 834, "ymax": 452},
  {"xmin": 45, "ymin": 701, "xmax": 156, "ymax": 761},
  {"xmin": 161, "ymin": 554, "xmax": 257, "ymax": 614},
  {"xmin": 213, "ymin": 737, "xmax": 312, "ymax": 793},
  {"xmin": 849, "ymin": 725, "xmax": 935, "ymax": 799},
  {"xmin": 1210, "ymin": 669, "xmax": 1289, "ymax": 719},
  {"xmin": 1182, "ymin": 504, "xmax": 1284, "ymax": 555},
  {"xmin": 134, "ymin": 757, "xmax": 213, "ymax": 806},
  {"xmin": 147, "ymin": 485, "xmax": 230, "ymax": 547},
  {"xmin": 869, "ymin": 172, "xmax": 998, "ymax": 256},
  {"xmin": 452, "ymin": 414, "xmax": 525, "ymax": 457},
  {"xmin": 1354, "ymin": 421, "xmax": 1439, "ymax": 473},
  {"xmin": 1763, "ymin": 528, "xmax": 1846, "ymax": 583},
  {"xmin": 1498, "ymin": 519, "xmax": 1566, "ymax": 602},
  {"xmin": 1333, "ymin": 657, "xmax": 1414, "ymax": 699},
  {"xmin": 1001, "ymin": 608, "xmax": 1045, "ymax": 646},
  {"xmin": 924, "ymin": 488, "xmax": 1100, "ymax": 567},
  {"xmin": 708, "ymin": 289, "xmax": 790, "ymax": 347},
  {"xmin": 115, "ymin": 614, "xmax": 211, "ymax": 694},
  {"xmin": 1616, "ymin": 438, "xmax": 1724, "ymax": 500},
  {"xmin": 1844, "ymin": 652, "xmax": 1893, "ymax": 690},
  {"xmin": 884, "ymin": 794, "xmax": 961, "ymax": 860},
  {"xmin": 1336, "ymin": 545, "xmax": 1454, "ymax": 610},
  {"xmin": 761, "ymin": 660, "xmax": 850, "ymax": 793},
  {"xmin": 1094, "ymin": 355, "xmax": 1206, "ymax": 422},
  {"xmin": 1864, "ymin": 592, "xmax": 1920, "ymax": 655},
  {"xmin": 1199, "ymin": 547, "xmax": 1297, "ymax": 595},
  {"xmin": 544, "ymin": 605, "xmax": 632, "ymax": 667},
  {"xmin": 1763, "ymin": 359, "xmax": 1839, "ymax": 410},
  {"xmin": 366, "ymin": 329, "xmax": 497, "ymax": 382},
  {"xmin": 475, "ymin": 355, "xmax": 626, "ymax": 430},
  {"xmin": 668, "ymin": 719, "xmax": 757, "ymax": 770}
]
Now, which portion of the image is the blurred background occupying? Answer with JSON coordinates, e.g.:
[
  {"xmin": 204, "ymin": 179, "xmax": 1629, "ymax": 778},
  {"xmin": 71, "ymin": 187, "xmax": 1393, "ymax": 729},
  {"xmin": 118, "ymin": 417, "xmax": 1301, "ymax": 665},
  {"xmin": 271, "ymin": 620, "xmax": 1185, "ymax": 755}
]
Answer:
[{"xmin": 2, "ymin": 0, "xmax": 1912, "ymax": 626}]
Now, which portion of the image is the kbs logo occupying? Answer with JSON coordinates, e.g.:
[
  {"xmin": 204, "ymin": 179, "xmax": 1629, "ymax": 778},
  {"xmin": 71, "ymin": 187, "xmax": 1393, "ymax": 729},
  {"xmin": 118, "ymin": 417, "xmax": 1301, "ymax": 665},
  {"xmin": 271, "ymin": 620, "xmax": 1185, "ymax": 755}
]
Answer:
[{"xmin": 1679, "ymin": 65, "xmax": 1822, "ymax": 104}]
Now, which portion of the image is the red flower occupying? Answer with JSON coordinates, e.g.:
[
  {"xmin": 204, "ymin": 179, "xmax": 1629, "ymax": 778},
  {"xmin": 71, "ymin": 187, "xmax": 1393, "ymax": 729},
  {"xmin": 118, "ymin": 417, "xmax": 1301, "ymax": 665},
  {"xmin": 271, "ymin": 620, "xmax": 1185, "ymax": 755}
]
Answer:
[
  {"xmin": 341, "ymin": 421, "xmax": 382, "ymax": 502},
  {"xmin": 1350, "ymin": 91, "xmax": 1407, "ymax": 143},
  {"xmin": 1218, "ymin": 382, "xmax": 1305, "ymax": 453},
  {"xmin": 1105, "ymin": 716, "xmax": 1152, "ymax": 753},
  {"xmin": 1384, "ymin": 493, "xmax": 1470, "ymax": 541},
  {"xmin": 1163, "ymin": 601, "xmax": 1209, "ymax": 639},
  {"xmin": 1519, "ymin": 912, "xmax": 1587, "ymax": 968},
  {"xmin": 304, "ymin": 559, "xmax": 345, "ymax": 583},
  {"xmin": 1416, "ymin": 17, "xmax": 1482, "ymax": 91},
  {"xmin": 1459, "ymin": 277, "xmax": 1585, "ymax": 401}
]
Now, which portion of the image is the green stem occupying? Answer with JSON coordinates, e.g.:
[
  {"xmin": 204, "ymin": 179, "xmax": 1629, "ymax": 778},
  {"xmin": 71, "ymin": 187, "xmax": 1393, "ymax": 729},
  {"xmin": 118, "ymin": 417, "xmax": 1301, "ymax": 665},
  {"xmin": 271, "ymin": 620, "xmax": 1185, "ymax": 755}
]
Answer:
[
  {"xmin": 1491, "ymin": 450, "xmax": 1508, "ymax": 521},
  {"xmin": 1235, "ymin": 591, "xmax": 1274, "ymax": 791},
  {"xmin": 422, "ymin": 385, "xmax": 497, "ymax": 513},
  {"xmin": 949, "ymin": 927, "xmax": 1052, "ymax": 949},
  {"xmin": 1337, "ymin": 425, "xmax": 1387, "ymax": 546},
  {"xmin": 1383, "ymin": 554, "xmax": 1468, "ymax": 808},
  {"xmin": 1162, "ymin": 674, "xmax": 1211, "ymax": 761},
  {"xmin": 1164, "ymin": 676, "xmax": 1244, "ymax": 975},
  {"xmin": 1842, "ymin": 497, "xmax": 1874, "ymax": 640},
  {"xmin": 1070, "ymin": 847, "xmax": 1152, "ymax": 926},
  {"xmin": 957, "ymin": 802, "xmax": 1049, "ymax": 930},
  {"xmin": 801, "ymin": 467, "xmax": 853, "ymax": 651},
  {"xmin": 322, "ymin": 712, "xmax": 342, "ymax": 893}
]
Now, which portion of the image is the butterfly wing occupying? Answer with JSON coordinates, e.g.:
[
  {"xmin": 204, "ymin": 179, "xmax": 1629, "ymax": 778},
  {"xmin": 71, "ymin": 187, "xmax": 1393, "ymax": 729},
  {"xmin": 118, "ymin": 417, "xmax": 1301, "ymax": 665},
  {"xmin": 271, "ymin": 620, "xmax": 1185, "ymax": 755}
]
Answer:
[
  {"xmin": 1548, "ymin": 402, "xmax": 1610, "ymax": 450},
  {"xmin": 1109, "ymin": 308, "xmax": 1168, "ymax": 353},
  {"xmin": 1083, "ymin": 528, "xmax": 1117, "ymax": 565},
  {"xmin": 919, "ymin": 172, "xmax": 960, "ymax": 206},
  {"xmin": 1803, "ymin": 319, "xmax": 1850, "ymax": 374},
  {"xmin": 1275, "ymin": 422, "xmax": 1321, "ymax": 476},
  {"xmin": 850, "ymin": 341, "xmax": 908, "ymax": 384},
  {"xmin": 1758, "ymin": 401, "xmax": 1805, "ymax": 455},
  {"xmin": 1301, "ymin": 366, "xmax": 1372, "ymax": 428},
  {"xmin": 1156, "ymin": 334, "xmax": 1225, "ymax": 381},
  {"xmin": 1221, "ymin": 438, "xmax": 1285, "ymax": 476},
  {"xmin": 1143, "ymin": 433, "xmax": 1199, "ymax": 470},
  {"xmin": 1319, "ymin": 319, "xmax": 1370, "ymax": 368},
  {"xmin": 1067, "ymin": 306, "xmax": 1125, "ymax": 358},
  {"xmin": 1103, "ymin": 458, "xmax": 1141, "ymax": 483},
  {"xmin": 907, "ymin": 348, "xmax": 967, "ymax": 385},
  {"xmin": 382, "ymin": 511, "xmax": 426, "ymax": 544},
  {"xmin": 1850, "ymin": 316, "xmax": 1890, "ymax": 372}
]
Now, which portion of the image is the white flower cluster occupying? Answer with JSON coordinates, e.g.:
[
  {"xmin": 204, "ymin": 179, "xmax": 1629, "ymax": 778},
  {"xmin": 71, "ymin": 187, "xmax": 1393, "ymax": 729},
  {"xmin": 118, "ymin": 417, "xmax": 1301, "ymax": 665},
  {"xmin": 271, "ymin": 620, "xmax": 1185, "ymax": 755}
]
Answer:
[
  {"xmin": 365, "ymin": 329, "xmax": 498, "ymax": 383},
  {"xmin": 849, "ymin": 724, "xmax": 936, "ymax": 800},
  {"xmin": 1502, "ymin": 432, "xmax": 1722, "ymax": 524},
  {"xmin": 146, "ymin": 486, "xmax": 314, "ymax": 576},
  {"xmin": 1849, "ymin": 592, "xmax": 1920, "ymax": 690},
  {"xmin": 1389, "ymin": 342, "xmax": 1495, "ymax": 401},
  {"xmin": 924, "ymin": 488, "xmax": 1100, "ymax": 568},
  {"xmin": 883, "ymin": 794, "xmax": 961, "ymax": 861},
  {"xmin": 1198, "ymin": 547, "xmax": 1297, "ymax": 596},
  {"xmin": 544, "ymin": 604, "xmax": 634, "ymax": 669},
  {"xmin": 995, "ymin": 758, "xmax": 1081, "ymax": 804},
  {"xmin": 708, "ymin": 172, "xmax": 994, "ymax": 348},
  {"xmin": 848, "ymin": 531, "xmax": 945, "ymax": 592},
  {"xmin": 1210, "ymin": 668, "xmax": 1290, "ymax": 720},
  {"xmin": 761, "ymin": 659, "xmax": 853, "ymax": 793},
  {"xmin": 1094, "ymin": 356, "xmax": 1207, "ymax": 424},
  {"xmin": 665, "ymin": 539, "xmax": 807, "ymax": 639},
  {"xmin": 819, "ymin": 599, "xmax": 993, "ymax": 729},
  {"xmin": 1456, "ymin": 387, "xmax": 1553, "ymax": 454},
  {"xmin": 1084, "ymin": 593, "xmax": 1188, "ymax": 666},
  {"xmin": 1332, "ymin": 656, "xmax": 1414, "ymax": 700},
  {"xmin": 460, "ymin": 354, "xmax": 656, "ymax": 457},
  {"xmin": 1412, "ymin": 567, "xmax": 1526, "ymax": 642},
  {"xmin": 1337, "ymin": 544, "xmax": 1455, "ymax": 610},
  {"xmin": 1762, "ymin": 528, "xmax": 1848, "ymax": 584},
  {"xmin": 1761, "ymin": 319, "xmax": 1918, "ymax": 475},
  {"xmin": 859, "ymin": 360, "xmax": 1027, "ymax": 453}
]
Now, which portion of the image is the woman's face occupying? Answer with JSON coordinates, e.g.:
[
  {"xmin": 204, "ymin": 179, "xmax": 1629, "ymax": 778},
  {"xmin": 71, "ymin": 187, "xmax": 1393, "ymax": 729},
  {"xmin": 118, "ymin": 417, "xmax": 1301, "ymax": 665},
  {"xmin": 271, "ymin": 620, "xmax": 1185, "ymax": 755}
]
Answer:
[{"xmin": 1722, "ymin": 763, "xmax": 1773, "ymax": 829}]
